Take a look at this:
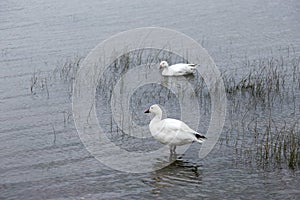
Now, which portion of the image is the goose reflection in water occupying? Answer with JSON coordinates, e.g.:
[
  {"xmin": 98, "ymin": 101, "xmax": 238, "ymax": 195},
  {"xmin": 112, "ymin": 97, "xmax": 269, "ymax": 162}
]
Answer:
[{"xmin": 146, "ymin": 159, "xmax": 203, "ymax": 195}]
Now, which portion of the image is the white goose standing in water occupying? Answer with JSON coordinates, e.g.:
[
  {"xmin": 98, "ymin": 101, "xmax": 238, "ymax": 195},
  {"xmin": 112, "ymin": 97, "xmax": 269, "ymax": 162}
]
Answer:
[
  {"xmin": 144, "ymin": 104, "xmax": 206, "ymax": 154},
  {"xmin": 159, "ymin": 61, "xmax": 197, "ymax": 76}
]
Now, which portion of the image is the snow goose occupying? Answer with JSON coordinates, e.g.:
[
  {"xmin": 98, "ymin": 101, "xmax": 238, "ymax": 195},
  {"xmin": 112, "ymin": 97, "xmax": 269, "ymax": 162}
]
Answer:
[
  {"xmin": 144, "ymin": 104, "xmax": 206, "ymax": 154},
  {"xmin": 159, "ymin": 61, "xmax": 197, "ymax": 76}
]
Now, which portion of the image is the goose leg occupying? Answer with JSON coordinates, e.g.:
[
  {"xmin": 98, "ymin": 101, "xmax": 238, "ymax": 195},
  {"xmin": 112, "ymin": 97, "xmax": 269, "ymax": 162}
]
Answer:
[
  {"xmin": 169, "ymin": 145, "xmax": 177, "ymax": 154},
  {"xmin": 169, "ymin": 145, "xmax": 173, "ymax": 154},
  {"xmin": 172, "ymin": 145, "xmax": 176, "ymax": 154}
]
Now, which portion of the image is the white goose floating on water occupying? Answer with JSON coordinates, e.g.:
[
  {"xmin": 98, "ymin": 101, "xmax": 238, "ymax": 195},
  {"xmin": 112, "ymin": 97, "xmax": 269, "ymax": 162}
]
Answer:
[
  {"xmin": 159, "ymin": 61, "xmax": 197, "ymax": 76},
  {"xmin": 144, "ymin": 104, "xmax": 206, "ymax": 154}
]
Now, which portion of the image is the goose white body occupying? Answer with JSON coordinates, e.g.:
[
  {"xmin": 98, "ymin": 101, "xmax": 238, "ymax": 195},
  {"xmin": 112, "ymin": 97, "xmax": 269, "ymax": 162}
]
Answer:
[
  {"xmin": 150, "ymin": 118, "xmax": 202, "ymax": 145},
  {"xmin": 159, "ymin": 61, "xmax": 196, "ymax": 76},
  {"xmin": 145, "ymin": 104, "xmax": 206, "ymax": 153}
]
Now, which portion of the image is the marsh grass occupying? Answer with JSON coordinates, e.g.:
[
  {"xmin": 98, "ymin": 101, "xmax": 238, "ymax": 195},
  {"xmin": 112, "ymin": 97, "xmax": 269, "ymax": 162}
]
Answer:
[
  {"xmin": 94, "ymin": 49, "xmax": 299, "ymax": 169},
  {"xmin": 30, "ymin": 56, "xmax": 82, "ymax": 98},
  {"xmin": 55, "ymin": 57, "xmax": 82, "ymax": 97},
  {"xmin": 30, "ymin": 70, "xmax": 50, "ymax": 98},
  {"xmin": 30, "ymin": 48, "xmax": 300, "ymax": 170},
  {"xmin": 222, "ymin": 52, "xmax": 300, "ymax": 170},
  {"xmin": 244, "ymin": 118, "xmax": 300, "ymax": 170}
]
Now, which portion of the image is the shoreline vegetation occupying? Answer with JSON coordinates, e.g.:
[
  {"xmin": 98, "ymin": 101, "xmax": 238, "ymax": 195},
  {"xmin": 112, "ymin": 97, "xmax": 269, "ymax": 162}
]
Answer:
[{"xmin": 30, "ymin": 48, "xmax": 300, "ymax": 170}]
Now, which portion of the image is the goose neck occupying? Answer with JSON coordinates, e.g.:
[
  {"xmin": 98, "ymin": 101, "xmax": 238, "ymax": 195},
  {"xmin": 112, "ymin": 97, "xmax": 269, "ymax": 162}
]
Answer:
[{"xmin": 153, "ymin": 112, "xmax": 162, "ymax": 121}]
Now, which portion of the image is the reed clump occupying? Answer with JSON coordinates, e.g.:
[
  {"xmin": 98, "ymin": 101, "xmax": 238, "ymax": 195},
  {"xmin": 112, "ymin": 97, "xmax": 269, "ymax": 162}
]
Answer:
[
  {"xmin": 30, "ymin": 70, "xmax": 50, "ymax": 98},
  {"xmin": 248, "ymin": 119, "xmax": 300, "ymax": 170},
  {"xmin": 222, "ymin": 52, "xmax": 300, "ymax": 170}
]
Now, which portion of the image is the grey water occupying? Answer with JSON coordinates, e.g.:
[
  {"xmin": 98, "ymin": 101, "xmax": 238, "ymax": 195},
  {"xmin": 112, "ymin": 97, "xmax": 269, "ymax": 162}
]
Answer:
[{"xmin": 1, "ymin": 0, "xmax": 300, "ymax": 199}]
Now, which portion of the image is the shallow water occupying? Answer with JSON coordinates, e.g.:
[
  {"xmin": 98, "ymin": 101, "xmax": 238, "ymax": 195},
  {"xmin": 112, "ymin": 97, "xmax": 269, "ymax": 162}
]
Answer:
[{"xmin": 1, "ymin": 0, "xmax": 300, "ymax": 199}]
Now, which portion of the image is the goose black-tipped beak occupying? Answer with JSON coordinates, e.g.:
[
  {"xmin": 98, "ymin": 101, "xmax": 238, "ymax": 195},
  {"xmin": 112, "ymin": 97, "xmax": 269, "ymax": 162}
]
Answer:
[{"xmin": 144, "ymin": 109, "xmax": 150, "ymax": 113}]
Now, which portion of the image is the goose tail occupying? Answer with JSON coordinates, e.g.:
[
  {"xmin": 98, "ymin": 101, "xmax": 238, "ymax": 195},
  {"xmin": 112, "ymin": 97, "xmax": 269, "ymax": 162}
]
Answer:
[{"xmin": 194, "ymin": 133, "xmax": 207, "ymax": 143}]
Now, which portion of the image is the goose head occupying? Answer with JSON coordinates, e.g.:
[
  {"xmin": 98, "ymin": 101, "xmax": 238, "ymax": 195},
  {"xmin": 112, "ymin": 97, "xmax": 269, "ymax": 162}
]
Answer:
[
  {"xmin": 159, "ymin": 61, "xmax": 169, "ymax": 69},
  {"xmin": 144, "ymin": 104, "xmax": 162, "ymax": 116}
]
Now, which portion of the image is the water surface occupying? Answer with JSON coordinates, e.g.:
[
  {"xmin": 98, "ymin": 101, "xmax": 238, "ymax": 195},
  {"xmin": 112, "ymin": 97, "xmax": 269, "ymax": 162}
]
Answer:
[{"xmin": 1, "ymin": 0, "xmax": 300, "ymax": 199}]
